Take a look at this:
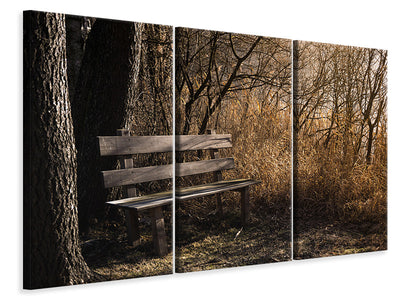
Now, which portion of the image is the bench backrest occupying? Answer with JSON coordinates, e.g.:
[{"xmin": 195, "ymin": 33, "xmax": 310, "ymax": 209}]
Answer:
[{"xmin": 98, "ymin": 129, "xmax": 234, "ymax": 189}]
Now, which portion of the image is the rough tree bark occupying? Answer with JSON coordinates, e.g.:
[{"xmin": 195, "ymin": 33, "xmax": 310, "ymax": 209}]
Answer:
[{"xmin": 23, "ymin": 11, "xmax": 92, "ymax": 289}]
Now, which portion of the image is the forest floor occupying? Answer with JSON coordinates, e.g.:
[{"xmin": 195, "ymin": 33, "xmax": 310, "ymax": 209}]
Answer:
[
  {"xmin": 81, "ymin": 210, "xmax": 173, "ymax": 282},
  {"xmin": 80, "ymin": 202, "xmax": 386, "ymax": 281},
  {"xmin": 293, "ymin": 214, "xmax": 387, "ymax": 259},
  {"xmin": 80, "ymin": 198, "xmax": 291, "ymax": 279},
  {"xmin": 175, "ymin": 199, "xmax": 291, "ymax": 272}
]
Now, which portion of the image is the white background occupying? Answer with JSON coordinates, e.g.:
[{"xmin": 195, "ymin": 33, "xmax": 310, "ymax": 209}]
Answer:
[{"xmin": 2, "ymin": 0, "xmax": 399, "ymax": 299}]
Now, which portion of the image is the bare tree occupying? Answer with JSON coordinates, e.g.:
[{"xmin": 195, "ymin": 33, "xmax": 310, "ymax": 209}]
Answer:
[
  {"xmin": 293, "ymin": 41, "xmax": 387, "ymax": 166},
  {"xmin": 176, "ymin": 28, "xmax": 291, "ymax": 135}
]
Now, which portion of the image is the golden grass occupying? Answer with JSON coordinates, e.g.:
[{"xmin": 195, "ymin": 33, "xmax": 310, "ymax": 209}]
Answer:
[
  {"xmin": 216, "ymin": 93, "xmax": 291, "ymax": 212},
  {"xmin": 212, "ymin": 88, "xmax": 386, "ymax": 225},
  {"xmin": 295, "ymin": 130, "xmax": 387, "ymax": 224}
]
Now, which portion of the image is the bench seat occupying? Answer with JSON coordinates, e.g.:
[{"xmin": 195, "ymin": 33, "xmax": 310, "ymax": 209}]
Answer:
[
  {"xmin": 106, "ymin": 178, "xmax": 260, "ymax": 211},
  {"xmin": 106, "ymin": 191, "xmax": 173, "ymax": 211},
  {"xmin": 177, "ymin": 178, "xmax": 260, "ymax": 200}
]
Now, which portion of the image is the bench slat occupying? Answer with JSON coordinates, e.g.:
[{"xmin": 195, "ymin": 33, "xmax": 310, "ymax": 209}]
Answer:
[
  {"xmin": 126, "ymin": 198, "xmax": 173, "ymax": 212},
  {"xmin": 102, "ymin": 164, "xmax": 173, "ymax": 188},
  {"xmin": 98, "ymin": 134, "xmax": 232, "ymax": 156},
  {"xmin": 107, "ymin": 190, "xmax": 173, "ymax": 206},
  {"xmin": 107, "ymin": 191, "xmax": 173, "ymax": 212},
  {"xmin": 176, "ymin": 178, "xmax": 260, "ymax": 200},
  {"xmin": 98, "ymin": 135, "xmax": 173, "ymax": 156},
  {"xmin": 176, "ymin": 157, "xmax": 234, "ymax": 177},
  {"xmin": 105, "ymin": 178, "xmax": 260, "ymax": 211},
  {"xmin": 176, "ymin": 134, "xmax": 232, "ymax": 151},
  {"xmin": 102, "ymin": 158, "xmax": 234, "ymax": 188}
]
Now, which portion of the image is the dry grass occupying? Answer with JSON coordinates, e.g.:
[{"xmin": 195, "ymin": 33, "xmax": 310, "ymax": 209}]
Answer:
[
  {"xmin": 294, "ymin": 135, "xmax": 387, "ymax": 224},
  {"xmin": 225, "ymin": 99, "xmax": 291, "ymax": 208}
]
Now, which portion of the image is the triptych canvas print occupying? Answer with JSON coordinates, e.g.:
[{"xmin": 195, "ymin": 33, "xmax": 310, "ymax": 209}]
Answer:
[{"xmin": 23, "ymin": 10, "xmax": 387, "ymax": 289}]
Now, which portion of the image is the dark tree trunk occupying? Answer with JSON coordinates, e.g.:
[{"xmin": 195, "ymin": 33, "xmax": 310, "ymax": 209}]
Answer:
[
  {"xmin": 124, "ymin": 22, "xmax": 144, "ymax": 129},
  {"xmin": 23, "ymin": 11, "xmax": 92, "ymax": 289},
  {"xmin": 175, "ymin": 28, "xmax": 185, "ymax": 135},
  {"xmin": 72, "ymin": 19, "xmax": 141, "ymax": 232},
  {"xmin": 366, "ymin": 120, "xmax": 374, "ymax": 165},
  {"xmin": 66, "ymin": 15, "xmax": 94, "ymax": 102},
  {"xmin": 66, "ymin": 15, "xmax": 85, "ymax": 103},
  {"xmin": 292, "ymin": 40, "xmax": 301, "ymax": 242}
]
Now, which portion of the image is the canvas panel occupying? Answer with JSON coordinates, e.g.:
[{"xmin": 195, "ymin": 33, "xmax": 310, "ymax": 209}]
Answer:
[
  {"xmin": 23, "ymin": 10, "xmax": 173, "ymax": 288},
  {"xmin": 174, "ymin": 27, "xmax": 292, "ymax": 272},
  {"xmin": 292, "ymin": 40, "xmax": 387, "ymax": 259}
]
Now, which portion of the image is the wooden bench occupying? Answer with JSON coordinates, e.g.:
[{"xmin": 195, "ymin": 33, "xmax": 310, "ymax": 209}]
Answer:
[{"xmin": 98, "ymin": 128, "xmax": 260, "ymax": 256}]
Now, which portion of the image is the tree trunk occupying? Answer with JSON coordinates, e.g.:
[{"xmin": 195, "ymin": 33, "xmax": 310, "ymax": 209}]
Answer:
[
  {"xmin": 72, "ymin": 18, "xmax": 141, "ymax": 232},
  {"xmin": 66, "ymin": 15, "xmax": 94, "ymax": 103},
  {"xmin": 66, "ymin": 15, "xmax": 85, "ymax": 103},
  {"xmin": 292, "ymin": 40, "xmax": 301, "ymax": 226},
  {"xmin": 366, "ymin": 120, "xmax": 374, "ymax": 165},
  {"xmin": 23, "ymin": 11, "xmax": 91, "ymax": 289}
]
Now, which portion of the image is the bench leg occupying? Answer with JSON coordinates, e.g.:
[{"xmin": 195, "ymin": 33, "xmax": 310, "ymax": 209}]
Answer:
[
  {"xmin": 240, "ymin": 187, "xmax": 250, "ymax": 225},
  {"xmin": 151, "ymin": 207, "xmax": 168, "ymax": 256},
  {"xmin": 216, "ymin": 194, "xmax": 223, "ymax": 216},
  {"xmin": 126, "ymin": 209, "xmax": 140, "ymax": 247}
]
